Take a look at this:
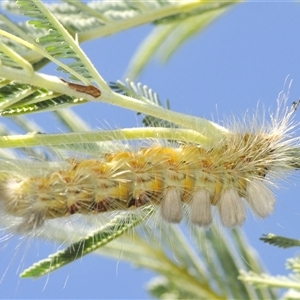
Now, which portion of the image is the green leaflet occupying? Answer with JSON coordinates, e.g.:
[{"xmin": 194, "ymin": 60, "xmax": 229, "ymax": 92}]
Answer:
[
  {"xmin": 110, "ymin": 80, "xmax": 177, "ymax": 128},
  {"xmin": 21, "ymin": 206, "xmax": 154, "ymax": 278},
  {"xmin": 0, "ymin": 80, "xmax": 87, "ymax": 115},
  {"xmin": 0, "ymin": 50, "xmax": 23, "ymax": 70},
  {"xmin": 239, "ymin": 270, "xmax": 300, "ymax": 291},
  {"xmin": 15, "ymin": 0, "xmax": 103, "ymax": 84},
  {"xmin": 260, "ymin": 234, "xmax": 300, "ymax": 249},
  {"xmin": 1, "ymin": 94, "xmax": 87, "ymax": 116}
]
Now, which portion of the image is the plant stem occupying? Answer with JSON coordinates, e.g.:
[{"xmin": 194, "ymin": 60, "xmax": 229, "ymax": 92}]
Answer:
[
  {"xmin": 79, "ymin": 1, "xmax": 240, "ymax": 42},
  {"xmin": 0, "ymin": 67, "xmax": 229, "ymax": 141},
  {"xmin": 0, "ymin": 127, "xmax": 210, "ymax": 149}
]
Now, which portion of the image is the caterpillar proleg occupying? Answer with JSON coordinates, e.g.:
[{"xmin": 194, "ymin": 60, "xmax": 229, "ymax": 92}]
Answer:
[{"xmin": 0, "ymin": 99, "xmax": 298, "ymax": 233}]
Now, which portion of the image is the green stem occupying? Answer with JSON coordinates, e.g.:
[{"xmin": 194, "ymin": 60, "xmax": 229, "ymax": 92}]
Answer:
[
  {"xmin": 0, "ymin": 67, "xmax": 229, "ymax": 140},
  {"xmin": 0, "ymin": 127, "xmax": 210, "ymax": 149},
  {"xmin": 240, "ymin": 272, "xmax": 300, "ymax": 290},
  {"xmin": 102, "ymin": 90, "xmax": 229, "ymax": 138},
  {"xmin": 33, "ymin": 0, "xmax": 107, "ymax": 87},
  {"xmin": 0, "ymin": 66, "xmax": 93, "ymax": 100},
  {"xmin": 78, "ymin": 1, "xmax": 241, "ymax": 42},
  {"xmin": 0, "ymin": 42, "xmax": 33, "ymax": 73}
]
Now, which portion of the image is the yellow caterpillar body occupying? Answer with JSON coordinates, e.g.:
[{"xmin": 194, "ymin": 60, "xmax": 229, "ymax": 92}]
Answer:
[{"xmin": 0, "ymin": 128, "xmax": 293, "ymax": 231}]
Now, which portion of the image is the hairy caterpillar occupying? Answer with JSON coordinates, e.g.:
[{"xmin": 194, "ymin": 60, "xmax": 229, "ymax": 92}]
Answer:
[{"xmin": 0, "ymin": 100, "xmax": 298, "ymax": 233}]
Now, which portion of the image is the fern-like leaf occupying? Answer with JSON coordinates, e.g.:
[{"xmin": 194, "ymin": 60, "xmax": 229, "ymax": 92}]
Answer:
[
  {"xmin": 15, "ymin": 0, "xmax": 102, "ymax": 84},
  {"xmin": 110, "ymin": 79, "xmax": 177, "ymax": 128},
  {"xmin": 260, "ymin": 234, "xmax": 300, "ymax": 249},
  {"xmin": 20, "ymin": 206, "xmax": 154, "ymax": 278},
  {"xmin": 0, "ymin": 79, "xmax": 87, "ymax": 116}
]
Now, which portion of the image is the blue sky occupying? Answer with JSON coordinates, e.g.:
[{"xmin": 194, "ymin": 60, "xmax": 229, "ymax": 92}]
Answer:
[{"xmin": 1, "ymin": 1, "xmax": 300, "ymax": 299}]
